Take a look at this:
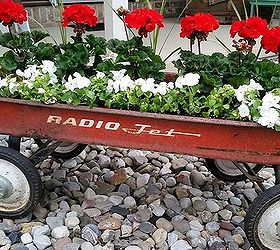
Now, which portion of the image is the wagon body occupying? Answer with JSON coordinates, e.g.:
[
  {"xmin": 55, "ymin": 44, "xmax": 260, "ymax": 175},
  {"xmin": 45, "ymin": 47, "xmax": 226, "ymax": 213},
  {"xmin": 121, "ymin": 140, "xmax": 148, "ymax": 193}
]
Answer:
[{"xmin": 0, "ymin": 98, "xmax": 279, "ymax": 165}]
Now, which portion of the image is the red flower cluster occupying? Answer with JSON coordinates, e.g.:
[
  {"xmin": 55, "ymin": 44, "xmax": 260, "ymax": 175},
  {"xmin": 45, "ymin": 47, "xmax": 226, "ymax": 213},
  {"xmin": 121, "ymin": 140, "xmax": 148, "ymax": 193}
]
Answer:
[
  {"xmin": 124, "ymin": 8, "xmax": 164, "ymax": 37},
  {"xmin": 230, "ymin": 17, "xmax": 268, "ymax": 40},
  {"xmin": 180, "ymin": 13, "xmax": 219, "ymax": 39},
  {"xmin": 0, "ymin": 0, "xmax": 27, "ymax": 26},
  {"xmin": 261, "ymin": 26, "xmax": 280, "ymax": 54},
  {"xmin": 62, "ymin": 4, "xmax": 98, "ymax": 28}
]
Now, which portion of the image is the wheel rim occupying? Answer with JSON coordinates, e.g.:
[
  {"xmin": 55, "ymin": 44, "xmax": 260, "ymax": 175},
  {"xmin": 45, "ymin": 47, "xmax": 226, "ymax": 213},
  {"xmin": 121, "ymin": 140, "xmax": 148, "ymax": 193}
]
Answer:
[
  {"xmin": 40, "ymin": 140, "xmax": 79, "ymax": 154},
  {"xmin": 0, "ymin": 159, "xmax": 30, "ymax": 212},
  {"xmin": 257, "ymin": 200, "xmax": 280, "ymax": 249},
  {"xmin": 214, "ymin": 160, "xmax": 255, "ymax": 176},
  {"xmin": 54, "ymin": 142, "xmax": 79, "ymax": 154}
]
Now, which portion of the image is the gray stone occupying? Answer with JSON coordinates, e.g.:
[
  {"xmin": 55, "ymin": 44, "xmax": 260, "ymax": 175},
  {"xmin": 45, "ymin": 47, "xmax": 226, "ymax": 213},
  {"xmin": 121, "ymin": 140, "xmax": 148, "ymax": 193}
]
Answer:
[
  {"xmin": 243, "ymin": 189, "xmax": 258, "ymax": 202},
  {"xmin": 139, "ymin": 222, "xmax": 156, "ymax": 234},
  {"xmin": 46, "ymin": 217, "xmax": 63, "ymax": 230},
  {"xmin": 81, "ymin": 242, "xmax": 95, "ymax": 250},
  {"xmin": 136, "ymin": 173, "xmax": 150, "ymax": 188},
  {"xmin": 62, "ymin": 159, "xmax": 78, "ymax": 169},
  {"xmin": 31, "ymin": 225, "xmax": 50, "ymax": 236},
  {"xmin": 0, "ymin": 230, "xmax": 11, "ymax": 246},
  {"xmin": 123, "ymin": 196, "xmax": 137, "ymax": 208},
  {"xmin": 63, "ymin": 243, "xmax": 80, "ymax": 250},
  {"xmin": 206, "ymin": 200, "xmax": 220, "ymax": 213},
  {"xmin": 171, "ymin": 158, "xmax": 187, "ymax": 170},
  {"xmin": 33, "ymin": 234, "xmax": 51, "ymax": 250},
  {"xmin": 152, "ymin": 228, "xmax": 167, "ymax": 244},
  {"xmin": 190, "ymin": 170, "xmax": 207, "ymax": 186},
  {"xmin": 167, "ymin": 232, "xmax": 178, "ymax": 247},
  {"xmin": 218, "ymin": 209, "xmax": 233, "ymax": 221},
  {"xmin": 20, "ymin": 233, "xmax": 33, "ymax": 244},
  {"xmin": 65, "ymin": 216, "xmax": 80, "ymax": 229},
  {"xmin": 51, "ymin": 226, "xmax": 70, "ymax": 239},
  {"xmin": 156, "ymin": 218, "xmax": 173, "ymax": 232},
  {"xmin": 206, "ymin": 222, "xmax": 220, "ymax": 234},
  {"xmin": 98, "ymin": 155, "xmax": 111, "ymax": 168},
  {"xmin": 170, "ymin": 240, "xmax": 192, "ymax": 250},
  {"xmin": 189, "ymin": 219, "xmax": 203, "ymax": 231},
  {"xmin": 164, "ymin": 194, "xmax": 181, "ymax": 213},
  {"xmin": 166, "ymin": 177, "xmax": 177, "ymax": 187}
]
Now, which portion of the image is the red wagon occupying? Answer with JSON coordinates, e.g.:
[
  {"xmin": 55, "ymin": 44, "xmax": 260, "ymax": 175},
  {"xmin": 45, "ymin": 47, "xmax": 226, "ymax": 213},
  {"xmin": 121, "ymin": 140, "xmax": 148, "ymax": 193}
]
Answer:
[{"xmin": 0, "ymin": 97, "xmax": 279, "ymax": 250}]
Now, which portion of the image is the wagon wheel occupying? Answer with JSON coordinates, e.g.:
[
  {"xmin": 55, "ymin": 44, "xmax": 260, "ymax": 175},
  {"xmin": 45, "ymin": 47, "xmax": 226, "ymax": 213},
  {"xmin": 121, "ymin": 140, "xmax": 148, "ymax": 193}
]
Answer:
[
  {"xmin": 34, "ymin": 139, "xmax": 86, "ymax": 160},
  {"xmin": 205, "ymin": 159, "xmax": 263, "ymax": 182},
  {"xmin": 245, "ymin": 184, "xmax": 280, "ymax": 250},
  {"xmin": 0, "ymin": 146, "xmax": 42, "ymax": 218}
]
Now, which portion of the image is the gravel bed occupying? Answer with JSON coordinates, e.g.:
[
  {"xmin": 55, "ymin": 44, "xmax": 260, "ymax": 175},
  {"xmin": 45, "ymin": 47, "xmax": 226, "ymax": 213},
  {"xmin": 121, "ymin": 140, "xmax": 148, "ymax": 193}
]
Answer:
[{"xmin": 0, "ymin": 137, "xmax": 275, "ymax": 250}]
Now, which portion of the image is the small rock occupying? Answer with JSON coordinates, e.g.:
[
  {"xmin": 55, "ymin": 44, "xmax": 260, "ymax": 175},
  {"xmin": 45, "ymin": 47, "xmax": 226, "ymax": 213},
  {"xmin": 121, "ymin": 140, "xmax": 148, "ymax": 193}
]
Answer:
[
  {"xmin": 136, "ymin": 174, "xmax": 150, "ymax": 188},
  {"xmin": 206, "ymin": 200, "xmax": 220, "ymax": 213},
  {"xmin": 65, "ymin": 217, "xmax": 80, "ymax": 229},
  {"xmin": 33, "ymin": 234, "xmax": 51, "ymax": 250},
  {"xmin": 152, "ymin": 228, "xmax": 167, "ymax": 244},
  {"xmin": 46, "ymin": 217, "xmax": 64, "ymax": 230},
  {"xmin": 218, "ymin": 209, "xmax": 233, "ymax": 221},
  {"xmin": 21, "ymin": 233, "xmax": 32, "ymax": 244},
  {"xmin": 81, "ymin": 224, "xmax": 100, "ymax": 245},
  {"xmin": 139, "ymin": 222, "xmax": 156, "ymax": 234},
  {"xmin": 171, "ymin": 240, "xmax": 192, "ymax": 250},
  {"xmin": 63, "ymin": 243, "xmax": 80, "ymax": 250},
  {"xmin": 51, "ymin": 226, "xmax": 70, "ymax": 239},
  {"xmin": 156, "ymin": 218, "xmax": 173, "ymax": 232},
  {"xmin": 109, "ymin": 169, "xmax": 128, "ymax": 186},
  {"xmin": 98, "ymin": 218, "xmax": 122, "ymax": 230},
  {"xmin": 81, "ymin": 242, "xmax": 95, "ymax": 250},
  {"xmin": 243, "ymin": 189, "xmax": 258, "ymax": 202},
  {"xmin": 190, "ymin": 170, "xmax": 207, "ymax": 186},
  {"xmin": 98, "ymin": 155, "xmax": 111, "ymax": 168}
]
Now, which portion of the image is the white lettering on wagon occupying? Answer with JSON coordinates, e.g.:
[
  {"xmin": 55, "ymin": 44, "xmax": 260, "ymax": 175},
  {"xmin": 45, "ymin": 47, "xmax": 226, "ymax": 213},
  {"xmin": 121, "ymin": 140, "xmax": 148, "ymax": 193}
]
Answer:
[
  {"xmin": 122, "ymin": 124, "xmax": 201, "ymax": 137},
  {"xmin": 46, "ymin": 115, "xmax": 201, "ymax": 138}
]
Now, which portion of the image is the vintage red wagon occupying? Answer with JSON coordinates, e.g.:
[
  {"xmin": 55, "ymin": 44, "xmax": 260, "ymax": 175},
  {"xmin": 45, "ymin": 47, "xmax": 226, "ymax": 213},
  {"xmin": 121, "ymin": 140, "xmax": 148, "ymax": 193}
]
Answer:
[{"xmin": 0, "ymin": 97, "xmax": 279, "ymax": 250}]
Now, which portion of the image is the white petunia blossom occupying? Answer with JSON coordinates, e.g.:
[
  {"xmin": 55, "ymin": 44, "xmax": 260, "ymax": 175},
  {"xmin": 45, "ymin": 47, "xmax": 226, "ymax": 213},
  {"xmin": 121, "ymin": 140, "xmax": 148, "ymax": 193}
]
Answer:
[
  {"xmin": 0, "ymin": 78, "xmax": 7, "ymax": 88},
  {"xmin": 235, "ymin": 79, "xmax": 263, "ymax": 103},
  {"xmin": 38, "ymin": 88, "xmax": 45, "ymax": 94},
  {"xmin": 86, "ymin": 56, "xmax": 95, "ymax": 67},
  {"xmin": 255, "ymin": 92, "xmax": 280, "ymax": 129},
  {"xmin": 175, "ymin": 73, "xmax": 200, "ymax": 88},
  {"xmin": 249, "ymin": 79, "xmax": 263, "ymax": 90},
  {"xmin": 96, "ymin": 71, "xmax": 105, "ymax": 79},
  {"xmin": 101, "ymin": 50, "xmax": 118, "ymax": 61},
  {"xmin": 64, "ymin": 72, "xmax": 91, "ymax": 91},
  {"xmin": 238, "ymin": 103, "xmax": 250, "ymax": 118},
  {"xmin": 258, "ymin": 106, "xmax": 280, "ymax": 128},
  {"xmin": 8, "ymin": 78, "xmax": 18, "ymax": 94},
  {"xmin": 261, "ymin": 92, "xmax": 280, "ymax": 109}
]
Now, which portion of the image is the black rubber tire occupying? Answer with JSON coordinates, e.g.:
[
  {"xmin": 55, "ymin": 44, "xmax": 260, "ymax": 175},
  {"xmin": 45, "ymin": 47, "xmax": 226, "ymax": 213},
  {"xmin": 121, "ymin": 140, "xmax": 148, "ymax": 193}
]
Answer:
[
  {"xmin": 245, "ymin": 184, "xmax": 280, "ymax": 250},
  {"xmin": 205, "ymin": 158, "xmax": 263, "ymax": 182},
  {"xmin": 34, "ymin": 139, "xmax": 86, "ymax": 160},
  {"xmin": 7, "ymin": 136, "xmax": 21, "ymax": 151},
  {"xmin": 0, "ymin": 146, "xmax": 42, "ymax": 218}
]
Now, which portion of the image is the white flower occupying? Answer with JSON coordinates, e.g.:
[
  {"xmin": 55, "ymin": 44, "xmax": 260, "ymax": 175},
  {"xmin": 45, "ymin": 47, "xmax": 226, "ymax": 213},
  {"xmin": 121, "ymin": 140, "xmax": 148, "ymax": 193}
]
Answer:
[
  {"xmin": 238, "ymin": 103, "xmax": 250, "ymax": 117},
  {"xmin": 112, "ymin": 69, "xmax": 127, "ymax": 81},
  {"xmin": 262, "ymin": 92, "xmax": 280, "ymax": 109},
  {"xmin": 140, "ymin": 78, "xmax": 155, "ymax": 93},
  {"xmin": 235, "ymin": 79, "xmax": 263, "ymax": 104},
  {"xmin": 96, "ymin": 71, "xmax": 105, "ymax": 79},
  {"xmin": 119, "ymin": 75, "xmax": 134, "ymax": 91},
  {"xmin": 101, "ymin": 50, "xmax": 118, "ymax": 61},
  {"xmin": 64, "ymin": 72, "xmax": 91, "ymax": 91},
  {"xmin": 249, "ymin": 79, "xmax": 263, "ymax": 90},
  {"xmin": 0, "ymin": 78, "xmax": 7, "ymax": 88},
  {"xmin": 175, "ymin": 73, "xmax": 200, "ymax": 88},
  {"xmin": 16, "ymin": 69, "xmax": 25, "ymax": 77},
  {"xmin": 167, "ymin": 82, "xmax": 174, "ymax": 89},
  {"xmin": 41, "ymin": 60, "xmax": 57, "ymax": 75},
  {"xmin": 155, "ymin": 82, "xmax": 168, "ymax": 95},
  {"xmin": 86, "ymin": 56, "xmax": 95, "ymax": 67},
  {"xmin": 38, "ymin": 88, "xmax": 45, "ymax": 94},
  {"xmin": 258, "ymin": 106, "xmax": 280, "ymax": 128},
  {"xmin": 8, "ymin": 78, "xmax": 18, "ymax": 94},
  {"xmin": 23, "ymin": 80, "xmax": 34, "ymax": 89}
]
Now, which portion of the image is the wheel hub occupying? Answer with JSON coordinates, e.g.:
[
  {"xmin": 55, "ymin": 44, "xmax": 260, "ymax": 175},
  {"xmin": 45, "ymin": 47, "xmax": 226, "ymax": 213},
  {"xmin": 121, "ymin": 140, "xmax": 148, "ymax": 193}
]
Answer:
[{"xmin": 0, "ymin": 176, "xmax": 13, "ymax": 199}]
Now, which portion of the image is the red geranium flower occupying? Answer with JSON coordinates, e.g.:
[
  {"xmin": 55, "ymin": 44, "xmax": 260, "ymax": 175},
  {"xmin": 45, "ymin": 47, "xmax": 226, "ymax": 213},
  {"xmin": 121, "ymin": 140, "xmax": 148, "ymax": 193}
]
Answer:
[
  {"xmin": 261, "ymin": 26, "xmax": 280, "ymax": 54},
  {"xmin": 124, "ymin": 8, "xmax": 164, "ymax": 37},
  {"xmin": 180, "ymin": 13, "xmax": 219, "ymax": 39},
  {"xmin": 230, "ymin": 17, "xmax": 268, "ymax": 40},
  {"xmin": 180, "ymin": 16, "xmax": 195, "ymax": 38},
  {"xmin": 62, "ymin": 4, "xmax": 98, "ymax": 28},
  {"xmin": 0, "ymin": 0, "xmax": 27, "ymax": 26}
]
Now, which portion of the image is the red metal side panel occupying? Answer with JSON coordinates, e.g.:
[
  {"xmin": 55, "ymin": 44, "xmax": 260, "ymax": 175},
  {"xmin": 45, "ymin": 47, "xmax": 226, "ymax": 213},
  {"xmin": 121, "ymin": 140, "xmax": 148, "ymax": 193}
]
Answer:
[{"xmin": 0, "ymin": 98, "xmax": 280, "ymax": 165}]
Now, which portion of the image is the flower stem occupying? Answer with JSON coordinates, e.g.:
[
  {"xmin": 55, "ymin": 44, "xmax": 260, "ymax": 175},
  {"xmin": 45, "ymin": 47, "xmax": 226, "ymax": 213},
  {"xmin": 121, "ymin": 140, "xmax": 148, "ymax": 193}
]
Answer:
[
  {"xmin": 58, "ymin": 0, "xmax": 67, "ymax": 44},
  {"xmin": 198, "ymin": 40, "xmax": 201, "ymax": 54},
  {"xmin": 255, "ymin": 46, "xmax": 262, "ymax": 61},
  {"xmin": 190, "ymin": 39, "xmax": 193, "ymax": 53}
]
